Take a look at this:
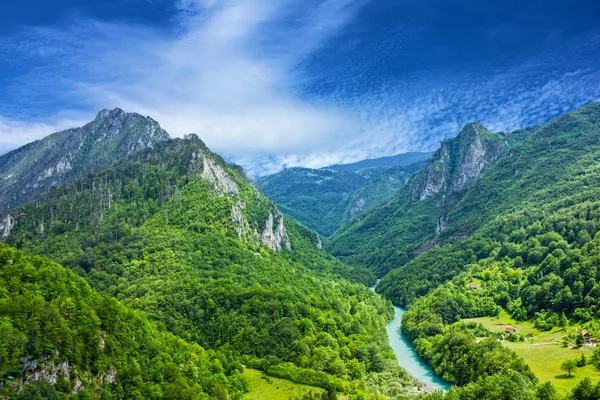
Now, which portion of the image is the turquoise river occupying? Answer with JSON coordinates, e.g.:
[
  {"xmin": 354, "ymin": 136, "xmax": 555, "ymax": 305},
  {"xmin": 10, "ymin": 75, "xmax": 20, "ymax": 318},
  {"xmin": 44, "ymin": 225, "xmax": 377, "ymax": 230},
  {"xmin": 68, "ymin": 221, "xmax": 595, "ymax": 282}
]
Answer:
[{"xmin": 372, "ymin": 282, "xmax": 450, "ymax": 392}]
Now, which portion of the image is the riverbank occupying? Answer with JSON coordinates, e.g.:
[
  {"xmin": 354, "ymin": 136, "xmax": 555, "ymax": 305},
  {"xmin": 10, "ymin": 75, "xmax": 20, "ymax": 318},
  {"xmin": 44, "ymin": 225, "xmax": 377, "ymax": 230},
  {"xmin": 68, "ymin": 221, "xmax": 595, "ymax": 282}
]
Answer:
[
  {"xmin": 372, "ymin": 281, "xmax": 450, "ymax": 392},
  {"xmin": 387, "ymin": 306, "xmax": 450, "ymax": 391}
]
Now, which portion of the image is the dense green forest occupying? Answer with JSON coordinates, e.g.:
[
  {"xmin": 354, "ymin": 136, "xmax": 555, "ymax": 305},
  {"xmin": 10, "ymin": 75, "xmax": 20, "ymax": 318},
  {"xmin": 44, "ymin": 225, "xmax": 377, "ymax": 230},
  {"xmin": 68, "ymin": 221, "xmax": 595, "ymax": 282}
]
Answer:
[
  {"xmin": 0, "ymin": 244, "xmax": 246, "ymax": 399},
  {"xmin": 255, "ymin": 157, "xmax": 428, "ymax": 237},
  {"xmin": 328, "ymin": 123, "xmax": 531, "ymax": 277},
  {"xmin": 373, "ymin": 103, "xmax": 600, "ymax": 398},
  {"xmin": 1, "ymin": 136, "xmax": 419, "ymax": 398}
]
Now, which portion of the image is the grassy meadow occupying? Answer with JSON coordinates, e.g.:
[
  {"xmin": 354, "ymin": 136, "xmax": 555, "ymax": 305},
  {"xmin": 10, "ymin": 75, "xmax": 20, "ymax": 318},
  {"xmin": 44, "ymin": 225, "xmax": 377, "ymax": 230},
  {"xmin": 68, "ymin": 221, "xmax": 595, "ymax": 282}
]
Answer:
[
  {"xmin": 243, "ymin": 368, "xmax": 325, "ymax": 400},
  {"xmin": 464, "ymin": 311, "xmax": 600, "ymax": 393}
]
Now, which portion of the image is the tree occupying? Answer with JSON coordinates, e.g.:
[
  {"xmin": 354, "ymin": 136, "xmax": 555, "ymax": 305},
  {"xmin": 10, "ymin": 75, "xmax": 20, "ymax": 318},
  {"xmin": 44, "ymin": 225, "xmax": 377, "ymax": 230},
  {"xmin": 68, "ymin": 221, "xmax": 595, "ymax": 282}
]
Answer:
[
  {"xmin": 571, "ymin": 377, "xmax": 600, "ymax": 400},
  {"xmin": 576, "ymin": 333, "xmax": 586, "ymax": 348},
  {"xmin": 536, "ymin": 382, "xmax": 558, "ymax": 400},
  {"xmin": 559, "ymin": 312, "xmax": 569, "ymax": 329},
  {"xmin": 561, "ymin": 359, "xmax": 577, "ymax": 377},
  {"xmin": 591, "ymin": 347, "xmax": 600, "ymax": 368}
]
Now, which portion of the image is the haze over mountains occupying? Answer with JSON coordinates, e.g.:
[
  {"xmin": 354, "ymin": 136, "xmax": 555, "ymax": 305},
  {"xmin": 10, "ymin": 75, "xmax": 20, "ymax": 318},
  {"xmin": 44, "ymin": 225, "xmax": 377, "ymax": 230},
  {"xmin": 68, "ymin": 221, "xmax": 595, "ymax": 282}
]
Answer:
[{"xmin": 255, "ymin": 152, "xmax": 431, "ymax": 237}]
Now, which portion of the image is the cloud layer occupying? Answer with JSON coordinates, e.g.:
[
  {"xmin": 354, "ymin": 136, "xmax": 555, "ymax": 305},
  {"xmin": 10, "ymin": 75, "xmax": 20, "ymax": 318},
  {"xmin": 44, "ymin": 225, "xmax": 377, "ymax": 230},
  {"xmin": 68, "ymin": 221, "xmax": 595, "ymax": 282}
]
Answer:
[{"xmin": 1, "ymin": 0, "xmax": 599, "ymax": 176}]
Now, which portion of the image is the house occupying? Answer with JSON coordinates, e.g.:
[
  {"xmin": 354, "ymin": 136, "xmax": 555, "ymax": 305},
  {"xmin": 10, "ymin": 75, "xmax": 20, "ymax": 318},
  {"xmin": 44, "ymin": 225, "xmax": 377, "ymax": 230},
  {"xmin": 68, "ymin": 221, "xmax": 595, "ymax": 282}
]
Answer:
[
  {"xmin": 580, "ymin": 330, "xmax": 592, "ymax": 345},
  {"xmin": 505, "ymin": 327, "xmax": 517, "ymax": 334},
  {"xmin": 469, "ymin": 283, "xmax": 480, "ymax": 290}
]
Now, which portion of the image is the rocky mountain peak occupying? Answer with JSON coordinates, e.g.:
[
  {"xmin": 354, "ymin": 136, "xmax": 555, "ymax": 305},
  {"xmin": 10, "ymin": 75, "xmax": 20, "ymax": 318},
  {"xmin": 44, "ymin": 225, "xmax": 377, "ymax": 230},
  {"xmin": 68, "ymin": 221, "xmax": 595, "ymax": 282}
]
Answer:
[
  {"xmin": 95, "ymin": 107, "xmax": 127, "ymax": 120},
  {"xmin": 0, "ymin": 108, "xmax": 170, "ymax": 211},
  {"xmin": 412, "ymin": 123, "xmax": 509, "ymax": 201}
]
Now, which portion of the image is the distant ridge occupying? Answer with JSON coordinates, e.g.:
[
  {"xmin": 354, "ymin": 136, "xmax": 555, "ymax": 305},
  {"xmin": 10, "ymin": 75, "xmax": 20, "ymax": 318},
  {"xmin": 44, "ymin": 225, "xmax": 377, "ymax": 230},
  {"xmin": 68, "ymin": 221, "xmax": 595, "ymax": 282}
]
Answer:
[
  {"xmin": 325, "ymin": 151, "xmax": 433, "ymax": 172},
  {"xmin": 256, "ymin": 151, "xmax": 432, "ymax": 236}
]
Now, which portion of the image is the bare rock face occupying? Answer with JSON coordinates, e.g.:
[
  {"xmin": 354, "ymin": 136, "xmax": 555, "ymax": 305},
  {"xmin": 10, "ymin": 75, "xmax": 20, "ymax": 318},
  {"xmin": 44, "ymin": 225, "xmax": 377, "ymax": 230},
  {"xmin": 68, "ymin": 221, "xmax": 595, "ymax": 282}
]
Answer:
[
  {"xmin": 406, "ymin": 122, "xmax": 512, "ymax": 248},
  {"xmin": 187, "ymin": 145, "xmax": 290, "ymax": 251},
  {"xmin": 260, "ymin": 213, "xmax": 291, "ymax": 251},
  {"xmin": 413, "ymin": 123, "xmax": 509, "ymax": 201},
  {"xmin": 0, "ymin": 214, "xmax": 14, "ymax": 239},
  {"xmin": 315, "ymin": 235, "xmax": 323, "ymax": 250},
  {"xmin": 5, "ymin": 354, "xmax": 118, "ymax": 395},
  {"xmin": 231, "ymin": 203, "xmax": 247, "ymax": 240},
  {"xmin": 0, "ymin": 108, "xmax": 170, "ymax": 211},
  {"xmin": 414, "ymin": 143, "xmax": 451, "ymax": 200},
  {"xmin": 191, "ymin": 151, "xmax": 240, "ymax": 196}
]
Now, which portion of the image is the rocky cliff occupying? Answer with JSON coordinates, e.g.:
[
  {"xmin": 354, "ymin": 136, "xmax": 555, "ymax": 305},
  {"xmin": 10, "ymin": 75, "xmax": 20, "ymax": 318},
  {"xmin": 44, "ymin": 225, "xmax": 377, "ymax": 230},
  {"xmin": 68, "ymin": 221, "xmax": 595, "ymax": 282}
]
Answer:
[
  {"xmin": 0, "ymin": 108, "xmax": 170, "ymax": 211},
  {"xmin": 412, "ymin": 123, "xmax": 510, "ymax": 201},
  {"xmin": 0, "ymin": 110, "xmax": 290, "ymax": 252},
  {"xmin": 411, "ymin": 123, "xmax": 511, "ymax": 239},
  {"xmin": 329, "ymin": 122, "xmax": 525, "ymax": 275}
]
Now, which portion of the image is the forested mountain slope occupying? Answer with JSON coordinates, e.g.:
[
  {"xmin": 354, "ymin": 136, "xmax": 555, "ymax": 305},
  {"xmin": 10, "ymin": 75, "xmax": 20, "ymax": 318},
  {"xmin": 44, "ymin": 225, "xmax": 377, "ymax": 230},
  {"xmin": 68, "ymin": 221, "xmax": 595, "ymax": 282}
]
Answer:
[
  {"xmin": 255, "ymin": 156, "xmax": 429, "ymax": 237},
  {"xmin": 329, "ymin": 122, "xmax": 531, "ymax": 276},
  {"xmin": 370, "ymin": 103, "xmax": 600, "ymax": 398},
  {"xmin": 0, "ymin": 108, "xmax": 169, "ymax": 211},
  {"xmin": 378, "ymin": 102, "xmax": 600, "ymax": 306},
  {"xmin": 0, "ymin": 244, "xmax": 246, "ymax": 399},
  {"xmin": 0, "ymin": 130, "xmax": 419, "ymax": 398}
]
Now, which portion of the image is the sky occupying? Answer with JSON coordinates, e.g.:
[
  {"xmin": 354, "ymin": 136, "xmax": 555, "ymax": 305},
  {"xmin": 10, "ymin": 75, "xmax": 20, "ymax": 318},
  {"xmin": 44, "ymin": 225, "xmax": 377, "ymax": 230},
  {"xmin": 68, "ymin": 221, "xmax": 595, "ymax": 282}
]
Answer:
[{"xmin": 1, "ymin": 0, "xmax": 600, "ymax": 177}]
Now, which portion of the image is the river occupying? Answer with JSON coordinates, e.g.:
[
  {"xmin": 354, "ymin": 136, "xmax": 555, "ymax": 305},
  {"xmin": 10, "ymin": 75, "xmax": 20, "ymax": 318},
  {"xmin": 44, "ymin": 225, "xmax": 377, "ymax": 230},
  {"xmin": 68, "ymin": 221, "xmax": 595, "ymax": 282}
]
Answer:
[{"xmin": 372, "ymin": 282, "xmax": 450, "ymax": 392}]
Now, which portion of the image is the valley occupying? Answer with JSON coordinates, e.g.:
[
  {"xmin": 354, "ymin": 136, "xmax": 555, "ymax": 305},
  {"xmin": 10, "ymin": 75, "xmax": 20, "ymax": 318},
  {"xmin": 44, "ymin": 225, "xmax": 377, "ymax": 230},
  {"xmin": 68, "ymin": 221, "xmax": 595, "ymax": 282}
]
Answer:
[
  {"xmin": 3, "ymin": 103, "xmax": 600, "ymax": 399},
  {"xmin": 2, "ymin": 1, "xmax": 599, "ymax": 399}
]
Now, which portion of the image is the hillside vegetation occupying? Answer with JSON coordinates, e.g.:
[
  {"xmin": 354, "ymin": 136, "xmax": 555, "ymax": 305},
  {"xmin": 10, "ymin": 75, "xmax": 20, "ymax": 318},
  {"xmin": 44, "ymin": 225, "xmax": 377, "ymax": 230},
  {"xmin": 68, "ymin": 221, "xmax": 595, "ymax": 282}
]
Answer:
[
  {"xmin": 255, "ymin": 154, "xmax": 429, "ymax": 237},
  {"xmin": 0, "ymin": 244, "xmax": 246, "ymax": 399},
  {"xmin": 329, "ymin": 123, "xmax": 529, "ymax": 276},
  {"xmin": 372, "ymin": 103, "xmax": 600, "ymax": 398},
  {"xmin": 1, "ymin": 134, "xmax": 418, "ymax": 398}
]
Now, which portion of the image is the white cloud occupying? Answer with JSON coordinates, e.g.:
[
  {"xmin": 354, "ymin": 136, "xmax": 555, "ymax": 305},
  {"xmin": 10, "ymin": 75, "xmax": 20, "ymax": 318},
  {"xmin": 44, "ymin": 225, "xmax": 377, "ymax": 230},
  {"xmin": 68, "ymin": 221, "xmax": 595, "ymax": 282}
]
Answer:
[
  {"xmin": 0, "ymin": 115, "xmax": 89, "ymax": 154},
  {"xmin": 0, "ymin": 1, "xmax": 599, "ymax": 176}
]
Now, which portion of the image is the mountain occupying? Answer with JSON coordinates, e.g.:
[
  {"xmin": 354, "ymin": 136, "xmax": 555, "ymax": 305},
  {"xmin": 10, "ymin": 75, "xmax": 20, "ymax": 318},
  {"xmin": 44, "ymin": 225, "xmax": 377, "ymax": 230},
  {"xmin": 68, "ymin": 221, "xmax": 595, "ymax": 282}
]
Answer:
[
  {"xmin": 255, "ymin": 155, "xmax": 429, "ymax": 237},
  {"xmin": 0, "ymin": 112, "xmax": 420, "ymax": 398},
  {"xmin": 0, "ymin": 243, "xmax": 246, "ymax": 399},
  {"xmin": 328, "ymin": 122, "xmax": 532, "ymax": 276},
  {"xmin": 0, "ymin": 108, "xmax": 169, "ymax": 211},
  {"xmin": 326, "ymin": 151, "xmax": 432, "ymax": 173},
  {"xmin": 378, "ymin": 102, "xmax": 600, "ymax": 305},
  {"xmin": 348, "ymin": 102, "xmax": 600, "ymax": 397}
]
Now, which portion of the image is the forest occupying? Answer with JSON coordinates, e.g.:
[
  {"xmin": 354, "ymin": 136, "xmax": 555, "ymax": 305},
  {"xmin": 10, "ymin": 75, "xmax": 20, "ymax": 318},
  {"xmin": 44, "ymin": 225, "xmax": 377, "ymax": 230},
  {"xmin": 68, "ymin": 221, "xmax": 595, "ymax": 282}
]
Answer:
[
  {"xmin": 0, "ymin": 137, "xmax": 418, "ymax": 399},
  {"xmin": 3, "ymin": 103, "xmax": 600, "ymax": 399},
  {"xmin": 374, "ymin": 103, "xmax": 600, "ymax": 398}
]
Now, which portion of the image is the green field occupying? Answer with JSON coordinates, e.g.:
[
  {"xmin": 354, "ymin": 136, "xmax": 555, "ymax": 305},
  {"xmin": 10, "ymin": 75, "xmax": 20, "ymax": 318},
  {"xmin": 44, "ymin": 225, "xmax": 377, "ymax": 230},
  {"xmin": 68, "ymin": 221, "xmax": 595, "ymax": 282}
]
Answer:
[
  {"xmin": 243, "ymin": 368, "xmax": 325, "ymax": 400},
  {"xmin": 464, "ymin": 312, "xmax": 600, "ymax": 393}
]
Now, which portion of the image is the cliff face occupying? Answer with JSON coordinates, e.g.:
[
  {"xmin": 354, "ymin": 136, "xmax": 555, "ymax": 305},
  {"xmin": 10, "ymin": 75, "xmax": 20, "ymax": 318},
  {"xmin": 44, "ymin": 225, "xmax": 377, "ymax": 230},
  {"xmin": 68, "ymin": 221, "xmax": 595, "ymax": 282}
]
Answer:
[
  {"xmin": 0, "ymin": 111, "xmax": 290, "ymax": 252},
  {"xmin": 0, "ymin": 108, "xmax": 170, "ymax": 211},
  {"xmin": 328, "ymin": 122, "xmax": 522, "ymax": 275},
  {"xmin": 413, "ymin": 123, "xmax": 510, "ymax": 201}
]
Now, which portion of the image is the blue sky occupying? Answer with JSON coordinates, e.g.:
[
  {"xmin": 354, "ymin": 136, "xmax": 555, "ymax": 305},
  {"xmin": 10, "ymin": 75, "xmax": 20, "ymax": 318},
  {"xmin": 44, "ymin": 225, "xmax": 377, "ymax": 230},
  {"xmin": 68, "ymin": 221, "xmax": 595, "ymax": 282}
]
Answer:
[{"xmin": 1, "ymin": 0, "xmax": 599, "ymax": 176}]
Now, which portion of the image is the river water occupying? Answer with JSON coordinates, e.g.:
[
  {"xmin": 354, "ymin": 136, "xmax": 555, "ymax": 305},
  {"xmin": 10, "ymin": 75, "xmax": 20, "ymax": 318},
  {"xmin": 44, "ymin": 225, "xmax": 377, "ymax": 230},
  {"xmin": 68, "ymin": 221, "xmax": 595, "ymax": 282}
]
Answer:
[
  {"xmin": 372, "ymin": 282, "xmax": 450, "ymax": 391},
  {"xmin": 386, "ymin": 306, "xmax": 450, "ymax": 391}
]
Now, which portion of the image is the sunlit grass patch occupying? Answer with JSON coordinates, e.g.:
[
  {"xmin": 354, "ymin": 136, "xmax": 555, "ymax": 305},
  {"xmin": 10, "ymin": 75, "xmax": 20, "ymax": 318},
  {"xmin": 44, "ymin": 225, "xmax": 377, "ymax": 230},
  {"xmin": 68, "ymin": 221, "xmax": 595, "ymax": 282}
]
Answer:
[
  {"xmin": 464, "ymin": 311, "xmax": 600, "ymax": 394},
  {"xmin": 243, "ymin": 368, "xmax": 325, "ymax": 400}
]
